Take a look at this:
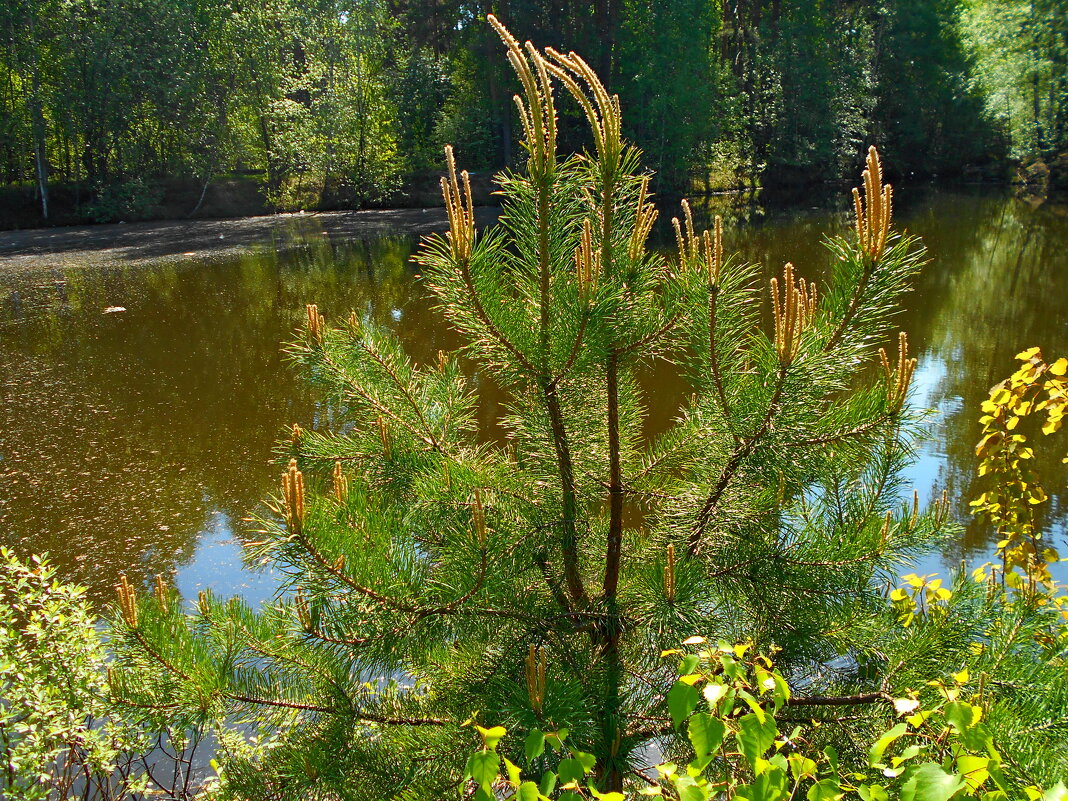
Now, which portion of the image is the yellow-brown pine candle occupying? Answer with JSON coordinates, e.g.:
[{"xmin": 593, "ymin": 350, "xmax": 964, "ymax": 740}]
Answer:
[
  {"xmin": 879, "ymin": 331, "xmax": 916, "ymax": 411},
  {"xmin": 295, "ymin": 589, "xmax": 311, "ymax": 630},
  {"xmin": 283, "ymin": 458, "xmax": 305, "ymax": 535},
  {"xmin": 377, "ymin": 416, "xmax": 390, "ymax": 453},
  {"xmin": 347, "ymin": 310, "xmax": 360, "ymax": 330},
  {"xmin": 664, "ymin": 543, "xmax": 676, "ymax": 603},
  {"xmin": 542, "ymin": 57, "xmax": 602, "ymax": 155},
  {"xmin": 714, "ymin": 216, "xmax": 723, "ymax": 277},
  {"xmin": 542, "ymin": 41, "xmax": 622, "ymax": 167},
  {"xmin": 852, "ymin": 146, "xmax": 893, "ymax": 261},
  {"xmin": 440, "ymin": 145, "xmax": 476, "ymax": 262},
  {"xmin": 683, "ymin": 199, "xmax": 696, "ymax": 253},
  {"xmin": 770, "ymin": 262, "xmax": 817, "ymax": 364},
  {"xmin": 628, "ymin": 175, "xmax": 658, "ymax": 262},
  {"xmin": 291, "ymin": 422, "xmax": 302, "ymax": 443},
  {"xmin": 154, "ymin": 574, "xmax": 168, "ymax": 613},
  {"xmin": 701, "ymin": 215, "xmax": 724, "ymax": 286},
  {"xmin": 197, "ymin": 590, "xmax": 210, "ymax": 616},
  {"xmin": 488, "ymin": 16, "xmax": 557, "ymax": 172},
  {"xmin": 332, "ymin": 459, "xmax": 348, "ymax": 504},
  {"xmin": 306, "ymin": 304, "xmax": 324, "ymax": 343},
  {"xmin": 116, "ymin": 574, "xmax": 137, "ymax": 627},
  {"xmin": 934, "ymin": 489, "xmax": 950, "ymax": 526},
  {"xmin": 673, "ymin": 199, "xmax": 698, "ymax": 266},
  {"xmin": 471, "ymin": 488, "xmax": 487, "ymax": 546},
  {"xmin": 575, "ymin": 218, "xmax": 600, "ymax": 300},
  {"xmin": 525, "ymin": 644, "xmax": 547, "ymax": 715}
]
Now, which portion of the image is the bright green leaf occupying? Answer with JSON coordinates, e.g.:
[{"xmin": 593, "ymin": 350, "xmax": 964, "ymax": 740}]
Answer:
[
  {"xmin": 558, "ymin": 758, "xmax": 584, "ymax": 784},
  {"xmin": 466, "ymin": 751, "xmax": 500, "ymax": 787},
  {"xmin": 504, "ymin": 757, "xmax": 522, "ymax": 787},
  {"xmin": 737, "ymin": 712, "xmax": 777, "ymax": 767},
  {"xmin": 868, "ymin": 722, "xmax": 908, "ymax": 767},
  {"xmin": 807, "ymin": 779, "xmax": 844, "ymax": 801},
  {"xmin": 680, "ymin": 654, "xmax": 701, "ymax": 675},
  {"xmin": 476, "ymin": 725, "xmax": 507, "ymax": 750},
  {"xmin": 539, "ymin": 771, "xmax": 557, "ymax": 796},
  {"xmin": 858, "ymin": 784, "xmax": 888, "ymax": 801},
  {"xmin": 525, "ymin": 729, "xmax": 545, "ymax": 763},
  {"xmin": 688, "ymin": 712, "xmax": 725, "ymax": 758},
  {"xmin": 575, "ymin": 752, "xmax": 597, "ymax": 772},
  {"xmin": 900, "ymin": 763, "xmax": 966, "ymax": 801},
  {"xmin": 956, "ymin": 755, "xmax": 990, "ymax": 792},
  {"xmin": 668, "ymin": 680, "xmax": 700, "ymax": 729}
]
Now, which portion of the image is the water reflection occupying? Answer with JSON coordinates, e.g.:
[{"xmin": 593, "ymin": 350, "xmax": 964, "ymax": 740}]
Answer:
[
  {"xmin": 0, "ymin": 188, "xmax": 1065, "ymax": 604},
  {"xmin": 901, "ymin": 192, "xmax": 1068, "ymax": 566},
  {"xmin": 0, "ymin": 236, "xmax": 463, "ymax": 603},
  {"xmin": 692, "ymin": 187, "xmax": 1068, "ymax": 572}
]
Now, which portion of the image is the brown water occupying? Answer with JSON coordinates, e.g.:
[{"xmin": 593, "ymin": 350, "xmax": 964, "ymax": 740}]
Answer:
[{"xmin": 1, "ymin": 187, "xmax": 1065, "ymax": 604}]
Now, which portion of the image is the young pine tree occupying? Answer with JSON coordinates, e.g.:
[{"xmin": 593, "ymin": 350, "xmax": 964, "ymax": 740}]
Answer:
[{"xmin": 109, "ymin": 17, "xmax": 948, "ymax": 800}]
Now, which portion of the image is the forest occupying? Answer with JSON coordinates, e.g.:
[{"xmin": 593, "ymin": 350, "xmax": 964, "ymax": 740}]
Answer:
[{"xmin": 1, "ymin": 0, "xmax": 1066, "ymax": 226}]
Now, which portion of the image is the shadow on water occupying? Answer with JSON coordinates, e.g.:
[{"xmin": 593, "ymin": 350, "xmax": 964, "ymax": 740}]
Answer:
[{"xmin": 0, "ymin": 187, "xmax": 1065, "ymax": 605}]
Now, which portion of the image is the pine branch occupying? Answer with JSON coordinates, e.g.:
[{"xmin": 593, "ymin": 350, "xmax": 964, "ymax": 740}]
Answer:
[
  {"xmin": 456, "ymin": 255, "xmax": 539, "ymax": 377},
  {"xmin": 225, "ymin": 694, "xmax": 338, "ymax": 715},
  {"xmin": 550, "ymin": 308, "xmax": 590, "ymax": 385},
  {"xmin": 618, "ymin": 306, "xmax": 685, "ymax": 357},
  {"xmin": 689, "ymin": 365, "xmax": 789, "ymax": 554},
  {"xmin": 294, "ymin": 528, "xmax": 495, "ymax": 622},
  {"xmin": 354, "ymin": 339, "xmax": 443, "ymax": 452},
  {"xmin": 313, "ymin": 347, "xmax": 437, "ymax": 448},
  {"xmin": 707, "ymin": 284, "xmax": 732, "ymax": 423},
  {"xmin": 789, "ymin": 412, "xmax": 896, "ymax": 447}
]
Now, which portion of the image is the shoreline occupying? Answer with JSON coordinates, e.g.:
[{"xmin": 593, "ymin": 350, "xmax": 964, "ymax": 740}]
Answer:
[
  {"xmin": 0, "ymin": 207, "xmax": 502, "ymax": 275},
  {"xmin": 2, "ymin": 181, "xmax": 1061, "ymax": 277}
]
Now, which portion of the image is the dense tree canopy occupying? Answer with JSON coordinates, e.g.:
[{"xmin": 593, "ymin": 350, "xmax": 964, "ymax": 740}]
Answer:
[{"xmin": 0, "ymin": 0, "xmax": 1061, "ymax": 222}]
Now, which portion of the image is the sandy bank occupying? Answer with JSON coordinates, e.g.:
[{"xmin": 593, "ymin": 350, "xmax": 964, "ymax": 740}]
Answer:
[{"xmin": 0, "ymin": 207, "xmax": 501, "ymax": 275}]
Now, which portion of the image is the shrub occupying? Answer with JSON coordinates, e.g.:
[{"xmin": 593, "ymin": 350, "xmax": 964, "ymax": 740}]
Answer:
[{"xmin": 0, "ymin": 549, "xmax": 140, "ymax": 800}]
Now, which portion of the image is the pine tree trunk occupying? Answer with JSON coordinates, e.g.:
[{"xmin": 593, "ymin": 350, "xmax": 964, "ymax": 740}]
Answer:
[{"xmin": 600, "ymin": 184, "xmax": 624, "ymax": 793}]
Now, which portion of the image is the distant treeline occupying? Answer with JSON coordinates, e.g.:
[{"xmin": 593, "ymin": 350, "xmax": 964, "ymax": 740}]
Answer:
[{"xmin": 1, "ymin": 0, "xmax": 1065, "ymax": 223}]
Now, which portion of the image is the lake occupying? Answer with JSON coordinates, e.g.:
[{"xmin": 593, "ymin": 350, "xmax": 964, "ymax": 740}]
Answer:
[{"xmin": 1, "ymin": 186, "xmax": 1065, "ymax": 605}]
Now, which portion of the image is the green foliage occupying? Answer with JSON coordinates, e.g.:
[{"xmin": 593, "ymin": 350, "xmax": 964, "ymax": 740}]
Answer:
[
  {"xmin": 614, "ymin": 0, "xmax": 722, "ymax": 189},
  {"xmin": 972, "ymin": 348, "xmax": 1068, "ymax": 592},
  {"xmin": 873, "ymin": 0, "xmax": 997, "ymax": 175},
  {"xmin": 963, "ymin": 0, "xmax": 1068, "ymax": 158},
  {"xmin": 470, "ymin": 638, "xmax": 1068, "ymax": 800},
  {"xmin": 391, "ymin": 47, "xmax": 453, "ymax": 173},
  {"xmin": 82, "ymin": 177, "xmax": 163, "ymax": 223},
  {"xmin": 0, "ymin": 0, "xmax": 403, "ymax": 215},
  {"xmin": 0, "ymin": 549, "xmax": 143, "ymax": 800},
  {"xmin": 462, "ymin": 722, "xmax": 610, "ymax": 801},
  {"xmin": 0, "ymin": 0, "xmax": 1034, "ymax": 212}
]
